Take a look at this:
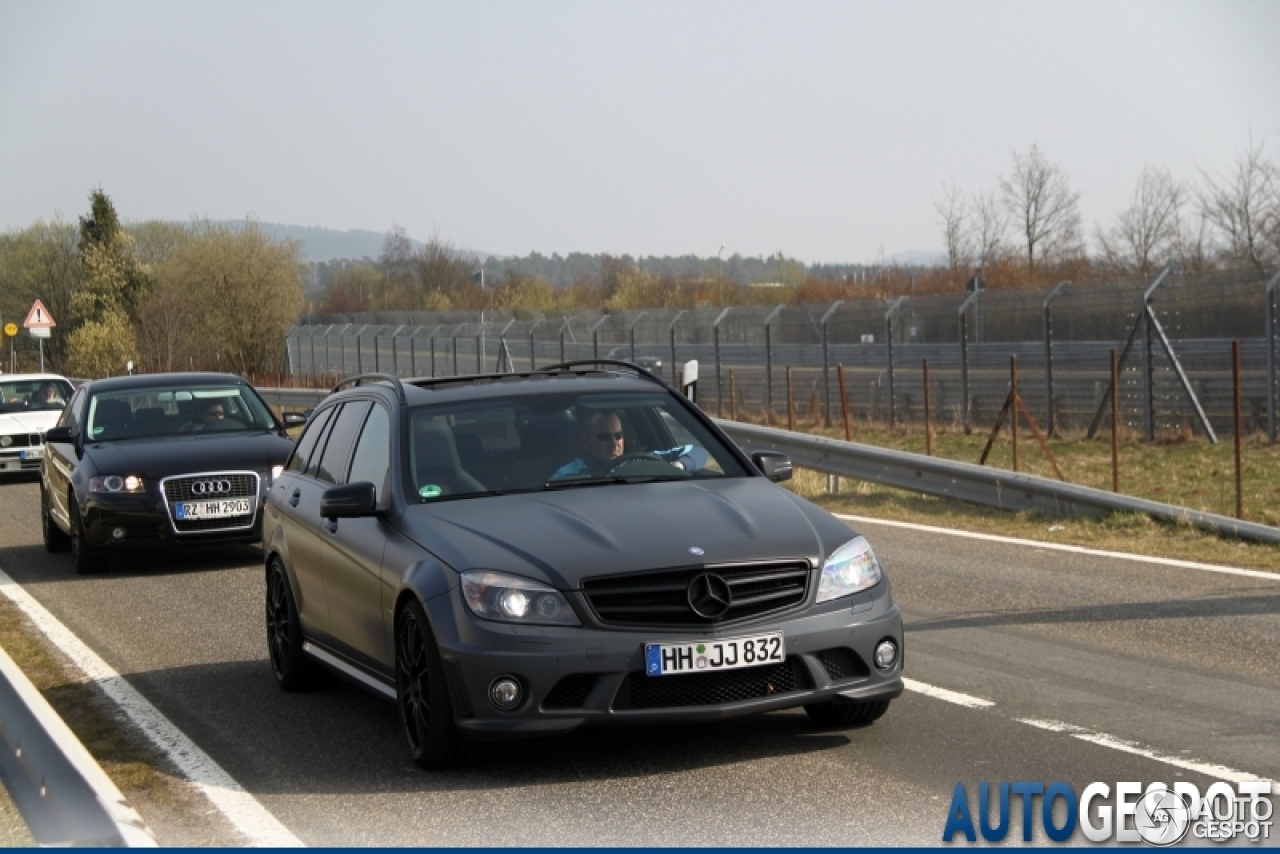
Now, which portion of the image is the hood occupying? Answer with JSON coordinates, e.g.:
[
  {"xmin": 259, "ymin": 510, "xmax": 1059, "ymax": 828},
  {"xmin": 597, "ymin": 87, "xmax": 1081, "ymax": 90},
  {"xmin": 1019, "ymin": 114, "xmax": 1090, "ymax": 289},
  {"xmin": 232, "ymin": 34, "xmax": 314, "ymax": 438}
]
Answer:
[
  {"xmin": 398, "ymin": 478, "xmax": 856, "ymax": 589},
  {"xmin": 83, "ymin": 431, "xmax": 294, "ymax": 478},
  {"xmin": 0, "ymin": 410, "xmax": 62, "ymax": 435}
]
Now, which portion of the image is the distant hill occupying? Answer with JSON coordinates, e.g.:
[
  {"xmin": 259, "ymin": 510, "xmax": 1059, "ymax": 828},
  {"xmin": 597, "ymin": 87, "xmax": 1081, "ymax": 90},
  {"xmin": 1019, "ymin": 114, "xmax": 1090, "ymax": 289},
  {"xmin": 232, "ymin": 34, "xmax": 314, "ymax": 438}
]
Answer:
[{"xmin": 203, "ymin": 222, "xmax": 422, "ymax": 262}]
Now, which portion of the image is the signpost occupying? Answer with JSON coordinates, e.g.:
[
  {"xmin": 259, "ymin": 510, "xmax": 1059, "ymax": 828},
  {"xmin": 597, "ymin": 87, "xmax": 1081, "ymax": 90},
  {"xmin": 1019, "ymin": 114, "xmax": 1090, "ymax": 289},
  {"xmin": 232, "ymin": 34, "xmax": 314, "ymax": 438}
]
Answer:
[
  {"xmin": 23, "ymin": 300, "xmax": 56, "ymax": 373},
  {"xmin": 3, "ymin": 322, "xmax": 16, "ymax": 373}
]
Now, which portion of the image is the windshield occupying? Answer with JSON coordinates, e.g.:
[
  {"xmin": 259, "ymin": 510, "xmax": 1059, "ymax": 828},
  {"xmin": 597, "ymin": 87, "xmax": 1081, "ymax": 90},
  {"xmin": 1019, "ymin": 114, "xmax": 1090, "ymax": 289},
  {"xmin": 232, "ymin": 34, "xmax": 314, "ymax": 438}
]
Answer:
[
  {"xmin": 85, "ymin": 384, "xmax": 277, "ymax": 441},
  {"xmin": 407, "ymin": 389, "xmax": 748, "ymax": 502},
  {"xmin": 0, "ymin": 379, "xmax": 73, "ymax": 414}
]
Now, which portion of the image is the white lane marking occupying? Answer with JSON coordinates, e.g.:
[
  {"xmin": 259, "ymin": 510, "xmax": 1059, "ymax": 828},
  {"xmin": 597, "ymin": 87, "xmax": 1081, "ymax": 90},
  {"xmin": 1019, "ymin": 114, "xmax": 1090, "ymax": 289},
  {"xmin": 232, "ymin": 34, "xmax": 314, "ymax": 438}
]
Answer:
[
  {"xmin": 1018, "ymin": 718, "xmax": 1278, "ymax": 786},
  {"xmin": 835, "ymin": 513, "xmax": 1280, "ymax": 582},
  {"xmin": 0, "ymin": 568, "xmax": 304, "ymax": 847},
  {"xmin": 903, "ymin": 677, "xmax": 995, "ymax": 708}
]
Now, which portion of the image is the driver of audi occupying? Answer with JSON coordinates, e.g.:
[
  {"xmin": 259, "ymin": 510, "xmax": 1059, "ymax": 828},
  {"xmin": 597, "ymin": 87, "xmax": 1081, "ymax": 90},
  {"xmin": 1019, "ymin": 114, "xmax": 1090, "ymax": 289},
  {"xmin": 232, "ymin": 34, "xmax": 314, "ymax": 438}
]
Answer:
[{"xmin": 552, "ymin": 409, "xmax": 707, "ymax": 479}]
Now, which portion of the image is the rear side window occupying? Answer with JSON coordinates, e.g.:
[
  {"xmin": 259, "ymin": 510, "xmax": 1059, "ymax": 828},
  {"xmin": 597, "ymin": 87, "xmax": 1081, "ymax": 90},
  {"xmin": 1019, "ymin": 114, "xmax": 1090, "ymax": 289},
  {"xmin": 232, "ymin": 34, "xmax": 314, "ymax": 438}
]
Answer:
[
  {"xmin": 347, "ymin": 405, "xmax": 390, "ymax": 496},
  {"xmin": 286, "ymin": 406, "xmax": 335, "ymax": 474},
  {"xmin": 315, "ymin": 401, "xmax": 372, "ymax": 485}
]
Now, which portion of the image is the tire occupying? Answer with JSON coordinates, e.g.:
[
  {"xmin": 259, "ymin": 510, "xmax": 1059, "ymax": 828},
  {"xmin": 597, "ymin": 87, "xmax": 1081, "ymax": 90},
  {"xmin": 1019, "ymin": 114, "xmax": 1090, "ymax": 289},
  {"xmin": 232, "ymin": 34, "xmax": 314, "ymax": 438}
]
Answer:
[
  {"xmin": 265, "ymin": 560, "xmax": 328, "ymax": 690},
  {"xmin": 69, "ymin": 500, "xmax": 108, "ymax": 575},
  {"xmin": 396, "ymin": 599, "xmax": 472, "ymax": 770},
  {"xmin": 42, "ymin": 487, "xmax": 71, "ymax": 553},
  {"xmin": 804, "ymin": 698, "xmax": 891, "ymax": 728}
]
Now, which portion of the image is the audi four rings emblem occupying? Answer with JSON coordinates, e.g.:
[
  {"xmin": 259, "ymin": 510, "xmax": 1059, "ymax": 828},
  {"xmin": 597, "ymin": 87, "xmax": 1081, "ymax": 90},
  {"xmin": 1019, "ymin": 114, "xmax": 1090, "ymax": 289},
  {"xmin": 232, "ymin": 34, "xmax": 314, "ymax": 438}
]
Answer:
[{"xmin": 191, "ymin": 479, "xmax": 233, "ymax": 495}]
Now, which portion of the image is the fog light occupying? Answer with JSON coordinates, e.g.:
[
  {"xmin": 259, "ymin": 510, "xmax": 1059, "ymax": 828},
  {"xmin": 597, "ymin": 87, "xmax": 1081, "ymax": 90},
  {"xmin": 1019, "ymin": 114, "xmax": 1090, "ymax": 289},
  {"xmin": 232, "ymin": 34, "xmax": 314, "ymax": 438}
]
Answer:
[
  {"xmin": 111, "ymin": 527, "xmax": 127, "ymax": 541},
  {"xmin": 874, "ymin": 640, "xmax": 898, "ymax": 670},
  {"xmin": 488, "ymin": 677, "xmax": 522, "ymax": 710}
]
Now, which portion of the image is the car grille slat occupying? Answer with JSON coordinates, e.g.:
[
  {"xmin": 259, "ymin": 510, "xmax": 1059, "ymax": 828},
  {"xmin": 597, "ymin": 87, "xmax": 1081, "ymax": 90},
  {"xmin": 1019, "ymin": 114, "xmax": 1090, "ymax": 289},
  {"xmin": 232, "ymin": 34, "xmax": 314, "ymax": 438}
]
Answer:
[
  {"xmin": 582, "ymin": 561, "xmax": 810, "ymax": 627},
  {"xmin": 612, "ymin": 657, "xmax": 812, "ymax": 710},
  {"xmin": 161, "ymin": 472, "xmax": 259, "ymax": 533}
]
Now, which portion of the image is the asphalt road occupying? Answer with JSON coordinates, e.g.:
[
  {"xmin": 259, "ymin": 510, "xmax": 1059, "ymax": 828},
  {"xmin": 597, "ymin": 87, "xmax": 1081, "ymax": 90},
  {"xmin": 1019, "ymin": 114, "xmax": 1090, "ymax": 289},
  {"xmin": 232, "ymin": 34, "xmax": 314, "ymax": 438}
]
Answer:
[{"xmin": 1, "ymin": 474, "xmax": 1277, "ymax": 846}]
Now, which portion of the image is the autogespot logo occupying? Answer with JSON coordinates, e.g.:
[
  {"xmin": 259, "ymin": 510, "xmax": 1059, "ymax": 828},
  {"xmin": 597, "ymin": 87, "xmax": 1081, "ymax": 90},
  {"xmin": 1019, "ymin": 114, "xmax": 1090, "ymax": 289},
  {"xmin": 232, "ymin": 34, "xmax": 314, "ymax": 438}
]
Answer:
[{"xmin": 942, "ymin": 780, "xmax": 1273, "ymax": 845}]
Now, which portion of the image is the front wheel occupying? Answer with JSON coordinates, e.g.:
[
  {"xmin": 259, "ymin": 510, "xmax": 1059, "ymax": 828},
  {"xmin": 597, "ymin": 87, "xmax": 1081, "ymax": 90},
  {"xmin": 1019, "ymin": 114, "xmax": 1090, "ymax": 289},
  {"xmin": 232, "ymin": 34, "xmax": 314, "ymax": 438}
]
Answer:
[
  {"xmin": 69, "ymin": 500, "xmax": 107, "ymax": 575},
  {"xmin": 804, "ymin": 698, "xmax": 891, "ymax": 728},
  {"xmin": 42, "ymin": 487, "xmax": 70, "ymax": 553},
  {"xmin": 396, "ymin": 599, "xmax": 472, "ymax": 770},
  {"xmin": 266, "ymin": 560, "xmax": 327, "ymax": 690}
]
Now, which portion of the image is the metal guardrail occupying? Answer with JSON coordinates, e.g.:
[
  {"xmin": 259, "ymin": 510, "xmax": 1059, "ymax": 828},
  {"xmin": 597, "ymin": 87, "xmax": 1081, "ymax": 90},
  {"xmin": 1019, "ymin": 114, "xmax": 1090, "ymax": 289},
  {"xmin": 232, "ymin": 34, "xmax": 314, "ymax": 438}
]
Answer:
[
  {"xmin": 257, "ymin": 386, "xmax": 1280, "ymax": 546},
  {"xmin": 0, "ymin": 645, "xmax": 156, "ymax": 847}
]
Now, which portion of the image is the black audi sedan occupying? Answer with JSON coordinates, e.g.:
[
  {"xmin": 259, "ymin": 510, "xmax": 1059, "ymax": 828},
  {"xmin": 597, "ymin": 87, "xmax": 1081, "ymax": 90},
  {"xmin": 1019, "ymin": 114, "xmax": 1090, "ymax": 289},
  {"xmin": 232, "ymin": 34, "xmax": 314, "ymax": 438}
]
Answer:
[
  {"xmin": 41, "ymin": 372, "xmax": 306, "ymax": 573},
  {"xmin": 264, "ymin": 362, "xmax": 903, "ymax": 769}
]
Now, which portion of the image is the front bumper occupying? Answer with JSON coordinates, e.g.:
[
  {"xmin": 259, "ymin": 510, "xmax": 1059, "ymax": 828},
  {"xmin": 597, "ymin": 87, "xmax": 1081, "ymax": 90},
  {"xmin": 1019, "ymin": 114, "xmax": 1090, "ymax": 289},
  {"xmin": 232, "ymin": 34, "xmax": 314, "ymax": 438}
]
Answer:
[
  {"xmin": 82, "ymin": 491, "xmax": 263, "ymax": 549},
  {"xmin": 423, "ymin": 581, "xmax": 904, "ymax": 739},
  {"xmin": 0, "ymin": 446, "xmax": 44, "ymax": 472}
]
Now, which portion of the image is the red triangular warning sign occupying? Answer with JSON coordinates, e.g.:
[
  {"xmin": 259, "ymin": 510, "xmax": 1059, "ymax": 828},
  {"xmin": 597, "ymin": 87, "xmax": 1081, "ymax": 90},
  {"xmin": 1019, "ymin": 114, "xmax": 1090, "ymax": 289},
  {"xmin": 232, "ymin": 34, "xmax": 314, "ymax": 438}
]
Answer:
[{"xmin": 23, "ymin": 299, "xmax": 56, "ymax": 328}]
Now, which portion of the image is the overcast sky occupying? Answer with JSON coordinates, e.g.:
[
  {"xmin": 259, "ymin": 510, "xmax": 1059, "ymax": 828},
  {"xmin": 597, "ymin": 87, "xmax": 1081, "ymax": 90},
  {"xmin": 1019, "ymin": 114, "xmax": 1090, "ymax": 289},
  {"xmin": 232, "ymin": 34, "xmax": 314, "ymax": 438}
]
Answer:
[{"xmin": 2, "ymin": 0, "xmax": 1277, "ymax": 264}]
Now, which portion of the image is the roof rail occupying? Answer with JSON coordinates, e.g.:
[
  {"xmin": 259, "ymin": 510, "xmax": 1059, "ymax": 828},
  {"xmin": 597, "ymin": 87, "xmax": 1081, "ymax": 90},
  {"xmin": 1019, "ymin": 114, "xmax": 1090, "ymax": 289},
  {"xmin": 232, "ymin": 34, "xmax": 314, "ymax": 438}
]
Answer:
[
  {"xmin": 538, "ymin": 358, "xmax": 670, "ymax": 387},
  {"xmin": 332, "ymin": 372, "xmax": 407, "ymax": 405}
]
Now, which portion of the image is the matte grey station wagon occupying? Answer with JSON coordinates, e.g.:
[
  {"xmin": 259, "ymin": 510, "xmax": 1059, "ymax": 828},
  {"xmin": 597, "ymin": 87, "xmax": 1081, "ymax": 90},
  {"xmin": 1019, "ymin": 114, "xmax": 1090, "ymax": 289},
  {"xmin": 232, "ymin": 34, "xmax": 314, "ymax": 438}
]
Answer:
[{"xmin": 264, "ymin": 361, "xmax": 903, "ymax": 768}]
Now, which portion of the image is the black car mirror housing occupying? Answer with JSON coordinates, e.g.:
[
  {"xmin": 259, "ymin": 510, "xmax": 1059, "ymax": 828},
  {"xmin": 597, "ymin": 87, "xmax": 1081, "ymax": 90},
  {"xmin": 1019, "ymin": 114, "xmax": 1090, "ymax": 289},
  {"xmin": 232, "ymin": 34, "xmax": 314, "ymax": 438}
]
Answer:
[
  {"xmin": 281, "ymin": 412, "xmax": 308, "ymax": 428},
  {"xmin": 44, "ymin": 425, "xmax": 76, "ymax": 444},
  {"xmin": 321, "ymin": 482, "xmax": 379, "ymax": 518},
  {"xmin": 751, "ymin": 451, "xmax": 793, "ymax": 482}
]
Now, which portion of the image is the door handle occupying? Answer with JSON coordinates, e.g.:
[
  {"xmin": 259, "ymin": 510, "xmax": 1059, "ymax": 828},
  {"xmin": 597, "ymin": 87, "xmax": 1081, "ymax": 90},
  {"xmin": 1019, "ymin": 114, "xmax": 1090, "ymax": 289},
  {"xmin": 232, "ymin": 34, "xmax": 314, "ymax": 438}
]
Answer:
[
  {"xmin": 289, "ymin": 488, "xmax": 301, "ymax": 508},
  {"xmin": 324, "ymin": 518, "xmax": 338, "ymax": 534}
]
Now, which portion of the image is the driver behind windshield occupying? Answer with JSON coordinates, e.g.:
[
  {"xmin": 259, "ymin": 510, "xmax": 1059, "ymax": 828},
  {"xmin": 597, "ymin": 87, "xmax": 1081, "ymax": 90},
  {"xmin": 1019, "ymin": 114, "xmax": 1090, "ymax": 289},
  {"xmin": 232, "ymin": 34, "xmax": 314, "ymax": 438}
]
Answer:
[{"xmin": 552, "ymin": 409, "xmax": 707, "ymax": 479}]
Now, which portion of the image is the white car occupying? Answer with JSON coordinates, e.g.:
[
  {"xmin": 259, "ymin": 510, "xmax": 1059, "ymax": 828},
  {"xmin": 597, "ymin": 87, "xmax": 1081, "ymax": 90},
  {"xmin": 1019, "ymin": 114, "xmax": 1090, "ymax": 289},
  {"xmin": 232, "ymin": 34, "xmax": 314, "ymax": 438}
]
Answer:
[{"xmin": 0, "ymin": 373, "xmax": 74, "ymax": 473}]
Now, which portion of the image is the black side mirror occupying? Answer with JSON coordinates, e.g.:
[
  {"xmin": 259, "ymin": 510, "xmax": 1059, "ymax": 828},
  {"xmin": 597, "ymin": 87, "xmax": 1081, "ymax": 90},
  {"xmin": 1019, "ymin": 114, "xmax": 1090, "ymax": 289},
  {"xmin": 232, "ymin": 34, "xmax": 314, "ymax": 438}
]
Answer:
[
  {"xmin": 751, "ymin": 451, "xmax": 793, "ymax": 483},
  {"xmin": 44, "ymin": 425, "xmax": 75, "ymax": 444},
  {"xmin": 281, "ymin": 412, "xmax": 308, "ymax": 428},
  {"xmin": 320, "ymin": 482, "xmax": 378, "ymax": 518}
]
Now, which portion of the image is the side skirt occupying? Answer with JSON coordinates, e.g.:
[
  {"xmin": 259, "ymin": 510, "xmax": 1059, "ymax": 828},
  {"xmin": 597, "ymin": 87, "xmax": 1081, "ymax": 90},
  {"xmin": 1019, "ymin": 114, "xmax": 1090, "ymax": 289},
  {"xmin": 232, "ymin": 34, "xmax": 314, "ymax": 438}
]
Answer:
[{"xmin": 302, "ymin": 641, "xmax": 396, "ymax": 700}]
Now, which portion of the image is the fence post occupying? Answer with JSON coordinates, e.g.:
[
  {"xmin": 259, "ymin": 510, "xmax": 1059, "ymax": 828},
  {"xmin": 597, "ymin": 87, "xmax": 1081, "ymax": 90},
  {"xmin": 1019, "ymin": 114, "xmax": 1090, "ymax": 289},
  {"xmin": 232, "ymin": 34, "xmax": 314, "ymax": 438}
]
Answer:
[
  {"xmin": 628, "ymin": 311, "xmax": 647, "ymax": 366},
  {"xmin": 528, "ymin": 317, "xmax": 544, "ymax": 371},
  {"xmin": 668, "ymin": 310, "xmax": 686, "ymax": 386},
  {"xmin": 590, "ymin": 315, "xmax": 610, "ymax": 361},
  {"xmin": 355, "ymin": 325, "xmax": 365, "ymax": 374},
  {"xmin": 713, "ymin": 308, "xmax": 732, "ymax": 417},
  {"xmin": 1043, "ymin": 280, "xmax": 1069, "ymax": 436},
  {"xmin": 1266, "ymin": 272, "xmax": 1279, "ymax": 444},
  {"xmin": 1111, "ymin": 349, "xmax": 1120, "ymax": 492},
  {"xmin": 763, "ymin": 304, "xmax": 784, "ymax": 425},
  {"xmin": 884, "ymin": 297, "xmax": 907, "ymax": 428},
  {"xmin": 820, "ymin": 301, "xmax": 843, "ymax": 427},
  {"xmin": 923, "ymin": 358, "xmax": 933, "ymax": 456},
  {"xmin": 837, "ymin": 363, "xmax": 852, "ymax": 441},
  {"xmin": 958, "ymin": 290, "xmax": 981, "ymax": 434},
  {"xmin": 1233, "ymin": 340, "xmax": 1244, "ymax": 519},
  {"xmin": 786, "ymin": 365, "xmax": 795, "ymax": 432},
  {"xmin": 1010, "ymin": 355, "xmax": 1019, "ymax": 472}
]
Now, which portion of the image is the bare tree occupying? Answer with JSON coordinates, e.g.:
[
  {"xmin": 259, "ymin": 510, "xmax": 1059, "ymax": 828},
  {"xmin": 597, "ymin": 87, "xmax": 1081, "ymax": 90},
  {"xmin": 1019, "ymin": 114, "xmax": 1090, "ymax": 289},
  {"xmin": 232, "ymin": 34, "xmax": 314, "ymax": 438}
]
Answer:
[
  {"xmin": 1198, "ymin": 139, "xmax": 1279, "ymax": 273},
  {"xmin": 1097, "ymin": 166, "xmax": 1183, "ymax": 276},
  {"xmin": 971, "ymin": 190, "xmax": 1007, "ymax": 274},
  {"xmin": 1000, "ymin": 145, "xmax": 1083, "ymax": 281},
  {"xmin": 934, "ymin": 181, "xmax": 971, "ymax": 275}
]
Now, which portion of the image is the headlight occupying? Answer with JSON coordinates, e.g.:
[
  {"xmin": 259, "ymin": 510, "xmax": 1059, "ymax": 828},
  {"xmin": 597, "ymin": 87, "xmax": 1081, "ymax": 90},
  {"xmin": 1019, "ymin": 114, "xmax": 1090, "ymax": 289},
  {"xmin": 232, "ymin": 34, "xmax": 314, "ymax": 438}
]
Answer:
[
  {"xmin": 89, "ymin": 475, "xmax": 145, "ymax": 494},
  {"xmin": 0, "ymin": 436, "xmax": 11, "ymax": 447},
  {"xmin": 461, "ymin": 570, "xmax": 580, "ymax": 626},
  {"xmin": 816, "ymin": 536, "xmax": 882, "ymax": 603}
]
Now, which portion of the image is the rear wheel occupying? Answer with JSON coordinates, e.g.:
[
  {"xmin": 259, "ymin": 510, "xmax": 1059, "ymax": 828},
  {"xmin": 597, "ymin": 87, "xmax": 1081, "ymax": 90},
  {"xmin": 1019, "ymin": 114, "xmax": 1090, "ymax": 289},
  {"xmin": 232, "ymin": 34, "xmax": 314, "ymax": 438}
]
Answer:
[
  {"xmin": 42, "ymin": 487, "xmax": 70, "ymax": 553},
  {"xmin": 266, "ymin": 560, "xmax": 327, "ymax": 690},
  {"xmin": 396, "ymin": 599, "xmax": 472, "ymax": 770},
  {"xmin": 69, "ymin": 501, "xmax": 107, "ymax": 575},
  {"xmin": 804, "ymin": 699, "xmax": 891, "ymax": 728}
]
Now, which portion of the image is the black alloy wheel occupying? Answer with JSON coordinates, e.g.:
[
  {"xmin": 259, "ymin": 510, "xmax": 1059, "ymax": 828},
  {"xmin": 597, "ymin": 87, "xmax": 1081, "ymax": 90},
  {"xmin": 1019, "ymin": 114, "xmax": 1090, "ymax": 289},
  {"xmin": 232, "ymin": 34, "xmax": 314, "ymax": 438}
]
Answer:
[
  {"xmin": 69, "ymin": 500, "xmax": 107, "ymax": 575},
  {"xmin": 803, "ymin": 698, "xmax": 891, "ymax": 728},
  {"xmin": 395, "ymin": 599, "xmax": 471, "ymax": 770},
  {"xmin": 42, "ymin": 487, "xmax": 70, "ymax": 553},
  {"xmin": 266, "ymin": 560, "xmax": 325, "ymax": 690}
]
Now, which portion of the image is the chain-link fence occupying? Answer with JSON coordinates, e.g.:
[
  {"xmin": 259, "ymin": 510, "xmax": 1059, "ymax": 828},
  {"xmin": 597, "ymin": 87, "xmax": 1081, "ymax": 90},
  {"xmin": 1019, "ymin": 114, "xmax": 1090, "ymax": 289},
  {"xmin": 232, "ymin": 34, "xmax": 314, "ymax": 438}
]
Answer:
[{"xmin": 286, "ymin": 268, "xmax": 1280, "ymax": 440}]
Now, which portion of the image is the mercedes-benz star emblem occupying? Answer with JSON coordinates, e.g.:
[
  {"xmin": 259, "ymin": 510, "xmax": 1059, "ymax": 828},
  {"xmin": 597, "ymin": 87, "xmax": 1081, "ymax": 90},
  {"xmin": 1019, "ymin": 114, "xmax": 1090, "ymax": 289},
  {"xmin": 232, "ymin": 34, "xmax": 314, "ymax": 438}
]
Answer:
[
  {"xmin": 688, "ymin": 546, "xmax": 704, "ymax": 556},
  {"xmin": 191, "ymin": 479, "xmax": 232, "ymax": 495},
  {"xmin": 687, "ymin": 573, "xmax": 732, "ymax": 619}
]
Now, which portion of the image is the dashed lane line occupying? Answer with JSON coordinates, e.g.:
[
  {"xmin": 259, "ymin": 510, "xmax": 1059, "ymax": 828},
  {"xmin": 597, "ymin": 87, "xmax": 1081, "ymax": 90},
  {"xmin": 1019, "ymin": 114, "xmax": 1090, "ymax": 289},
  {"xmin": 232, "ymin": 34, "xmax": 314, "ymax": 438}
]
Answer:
[
  {"xmin": 903, "ymin": 678, "xmax": 995, "ymax": 708},
  {"xmin": 0, "ymin": 567, "xmax": 304, "ymax": 848},
  {"xmin": 835, "ymin": 513, "xmax": 1280, "ymax": 582}
]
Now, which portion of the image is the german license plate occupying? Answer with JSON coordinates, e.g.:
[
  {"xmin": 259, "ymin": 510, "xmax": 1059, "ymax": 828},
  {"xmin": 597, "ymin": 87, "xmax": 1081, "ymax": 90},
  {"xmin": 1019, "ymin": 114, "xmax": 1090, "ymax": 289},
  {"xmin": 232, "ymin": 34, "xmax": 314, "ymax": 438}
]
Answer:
[
  {"xmin": 175, "ymin": 498, "xmax": 251, "ymax": 520},
  {"xmin": 19, "ymin": 447, "xmax": 43, "ymax": 460},
  {"xmin": 645, "ymin": 632, "xmax": 785, "ymax": 676}
]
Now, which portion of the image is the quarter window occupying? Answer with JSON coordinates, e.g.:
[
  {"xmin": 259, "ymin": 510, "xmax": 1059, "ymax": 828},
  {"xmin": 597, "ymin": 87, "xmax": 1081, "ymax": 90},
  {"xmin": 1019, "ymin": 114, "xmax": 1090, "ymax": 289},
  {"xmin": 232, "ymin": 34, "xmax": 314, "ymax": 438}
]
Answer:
[{"xmin": 315, "ymin": 401, "xmax": 372, "ymax": 485}]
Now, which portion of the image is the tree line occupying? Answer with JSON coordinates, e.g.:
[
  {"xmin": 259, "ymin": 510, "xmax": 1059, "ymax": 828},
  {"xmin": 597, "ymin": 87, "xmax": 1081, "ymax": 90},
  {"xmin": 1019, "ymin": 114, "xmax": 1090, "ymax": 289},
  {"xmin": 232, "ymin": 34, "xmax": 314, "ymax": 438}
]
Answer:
[{"xmin": 0, "ymin": 190, "xmax": 302, "ymax": 377}]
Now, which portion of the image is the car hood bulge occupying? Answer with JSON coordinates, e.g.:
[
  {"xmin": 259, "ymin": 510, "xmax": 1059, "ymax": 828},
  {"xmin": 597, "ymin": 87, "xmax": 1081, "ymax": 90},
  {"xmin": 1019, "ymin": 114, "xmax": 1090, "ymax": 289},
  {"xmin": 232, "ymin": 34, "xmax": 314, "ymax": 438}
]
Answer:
[
  {"xmin": 83, "ymin": 432, "xmax": 292, "ymax": 478},
  {"xmin": 0, "ymin": 411, "xmax": 62, "ymax": 435},
  {"xmin": 400, "ymin": 479, "xmax": 853, "ymax": 589}
]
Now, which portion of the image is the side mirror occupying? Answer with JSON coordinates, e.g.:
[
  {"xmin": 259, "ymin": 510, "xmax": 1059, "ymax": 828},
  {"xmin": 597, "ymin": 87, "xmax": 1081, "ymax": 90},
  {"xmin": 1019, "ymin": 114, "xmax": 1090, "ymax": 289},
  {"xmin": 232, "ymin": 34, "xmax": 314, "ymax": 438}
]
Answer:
[
  {"xmin": 281, "ymin": 412, "xmax": 308, "ymax": 428},
  {"xmin": 320, "ymin": 482, "xmax": 378, "ymax": 518},
  {"xmin": 751, "ymin": 451, "xmax": 793, "ymax": 483},
  {"xmin": 44, "ymin": 425, "xmax": 75, "ymax": 444}
]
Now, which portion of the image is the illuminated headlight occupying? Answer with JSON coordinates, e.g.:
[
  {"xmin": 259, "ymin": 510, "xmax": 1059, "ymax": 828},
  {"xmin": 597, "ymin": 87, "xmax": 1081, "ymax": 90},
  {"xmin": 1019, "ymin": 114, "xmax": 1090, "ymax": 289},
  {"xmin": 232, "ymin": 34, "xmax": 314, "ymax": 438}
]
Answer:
[
  {"xmin": 269, "ymin": 465, "xmax": 284, "ymax": 484},
  {"xmin": 816, "ymin": 536, "xmax": 883, "ymax": 603},
  {"xmin": 461, "ymin": 570, "xmax": 580, "ymax": 626},
  {"xmin": 0, "ymin": 436, "xmax": 11, "ymax": 447},
  {"xmin": 89, "ymin": 475, "xmax": 145, "ymax": 494}
]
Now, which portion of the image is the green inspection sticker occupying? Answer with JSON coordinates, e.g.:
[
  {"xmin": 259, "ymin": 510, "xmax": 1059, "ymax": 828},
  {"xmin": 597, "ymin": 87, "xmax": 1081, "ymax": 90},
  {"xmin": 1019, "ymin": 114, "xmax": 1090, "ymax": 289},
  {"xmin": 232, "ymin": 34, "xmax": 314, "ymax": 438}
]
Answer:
[{"xmin": 419, "ymin": 484, "xmax": 443, "ymax": 499}]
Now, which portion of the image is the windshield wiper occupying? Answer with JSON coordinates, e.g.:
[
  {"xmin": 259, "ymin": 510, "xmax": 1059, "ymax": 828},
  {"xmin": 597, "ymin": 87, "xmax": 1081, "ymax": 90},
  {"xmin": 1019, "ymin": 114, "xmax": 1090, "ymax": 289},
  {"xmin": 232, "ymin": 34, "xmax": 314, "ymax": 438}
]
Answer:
[{"xmin": 543, "ymin": 474, "xmax": 687, "ymax": 489}]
